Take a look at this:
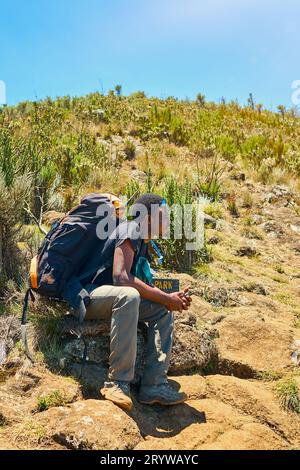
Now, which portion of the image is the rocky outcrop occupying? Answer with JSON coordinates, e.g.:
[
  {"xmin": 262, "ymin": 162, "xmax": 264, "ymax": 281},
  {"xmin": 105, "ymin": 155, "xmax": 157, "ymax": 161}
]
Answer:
[
  {"xmin": 34, "ymin": 400, "xmax": 142, "ymax": 450},
  {"xmin": 59, "ymin": 312, "xmax": 218, "ymax": 389},
  {"xmin": 1, "ymin": 367, "xmax": 299, "ymax": 450},
  {"xmin": 214, "ymin": 312, "xmax": 295, "ymax": 378}
]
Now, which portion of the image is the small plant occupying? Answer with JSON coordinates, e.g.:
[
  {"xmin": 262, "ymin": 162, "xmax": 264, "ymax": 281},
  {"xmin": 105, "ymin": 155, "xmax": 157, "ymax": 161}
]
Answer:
[
  {"xmin": 37, "ymin": 390, "xmax": 66, "ymax": 412},
  {"xmin": 256, "ymin": 370, "xmax": 283, "ymax": 382},
  {"xmin": 275, "ymin": 378, "xmax": 300, "ymax": 413},
  {"xmin": 227, "ymin": 194, "xmax": 239, "ymax": 217},
  {"xmin": 204, "ymin": 202, "xmax": 224, "ymax": 220},
  {"xmin": 196, "ymin": 93, "xmax": 206, "ymax": 107},
  {"xmin": 241, "ymin": 192, "xmax": 253, "ymax": 208},
  {"xmin": 114, "ymin": 84, "xmax": 122, "ymax": 96},
  {"xmin": 123, "ymin": 139, "xmax": 136, "ymax": 160},
  {"xmin": 293, "ymin": 308, "xmax": 300, "ymax": 328},
  {"xmin": 274, "ymin": 264, "xmax": 285, "ymax": 274},
  {"xmin": 247, "ymin": 92, "xmax": 255, "ymax": 110},
  {"xmin": 242, "ymin": 227, "xmax": 263, "ymax": 240},
  {"xmin": 195, "ymin": 151, "xmax": 226, "ymax": 202}
]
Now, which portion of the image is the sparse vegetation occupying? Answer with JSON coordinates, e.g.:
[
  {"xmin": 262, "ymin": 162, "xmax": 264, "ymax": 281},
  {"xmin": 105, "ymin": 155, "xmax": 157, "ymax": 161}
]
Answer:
[
  {"xmin": 37, "ymin": 390, "xmax": 66, "ymax": 412},
  {"xmin": 275, "ymin": 378, "xmax": 300, "ymax": 413}
]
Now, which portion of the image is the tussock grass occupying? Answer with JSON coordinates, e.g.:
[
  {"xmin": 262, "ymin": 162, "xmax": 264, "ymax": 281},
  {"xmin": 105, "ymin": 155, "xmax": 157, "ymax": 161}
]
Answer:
[
  {"xmin": 275, "ymin": 378, "xmax": 300, "ymax": 413},
  {"xmin": 36, "ymin": 390, "xmax": 66, "ymax": 412}
]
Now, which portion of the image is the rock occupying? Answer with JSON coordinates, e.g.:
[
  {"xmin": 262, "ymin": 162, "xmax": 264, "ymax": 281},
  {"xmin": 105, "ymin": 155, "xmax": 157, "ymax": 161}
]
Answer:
[
  {"xmin": 187, "ymin": 294, "xmax": 215, "ymax": 321},
  {"xmin": 0, "ymin": 365, "xmax": 82, "ymax": 425},
  {"xmin": 111, "ymin": 135, "xmax": 123, "ymax": 145},
  {"xmin": 291, "ymin": 340, "xmax": 300, "ymax": 366},
  {"xmin": 169, "ymin": 375, "xmax": 208, "ymax": 400},
  {"xmin": 230, "ymin": 173, "xmax": 246, "ymax": 181},
  {"xmin": 28, "ymin": 399, "xmax": 142, "ymax": 450},
  {"xmin": 197, "ymin": 286, "xmax": 240, "ymax": 308},
  {"xmin": 235, "ymin": 246, "xmax": 258, "ymax": 257},
  {"xmin": 131, "ymin": 169, "xmax": 147, "ymax": 184},
  {"xmin": 134, "ymin": 398, "xmax": 288, "ymax": 450},
  {"xmin": 0, "ymin": 316, "xmax": 21, "ymax": 365},
  {"xmin": 201, "ymin": 287, "xmax": 239, "ymax": 307},
  {"xmin": 261, "ymin": 221, "xmax": 284, "ymax": 237},
  {"xmin": 251, "ymin": 214, "xmax": 264, "ymax": 225},
  {"xmin": 293, "ymin": 243, "xmax": 300, "ymax": 254},
  {"xmin": 205, "ymin": 375, "xmax": 300, "ymax": 443},
  {"xmin": 169, "ymin": 313, "xmax": 218, "ymax": 375},
  {"xmin": 62, "ymin": 325, "xmax": 146, "ymax": 385},
  {"xmin": 200, "ymin": 212, "xmax": 217, "ymax": 228},
  {"xmin": 215, "ymin": 312, "xmax": 295, "ymax": 377},
  {"xmin": 292, "ymin": 340, "xmax": 300, "ymax": 349},
  {"xmin": 60, "ymin": 313, "xmax": 217, "ymax": 385},
  {"xmin": 291, "ymin": 351, "xmax": 300, "ymax": 366},
  {"xmin": 242, "ymin": 282, "xmax": 269, "ymax": 296},
  {"xmin": 264, "ymin": 185, "xmax": 294, "ymax": 205},
  {"xmin": 209, "ymin": 314, "xmax": 226, "ymax": 325},
  {"xmin": 290, "ymin": 224, "xmax": 300, "ymax": 235},
  {"xmin": 207, "ymin": 235, "xmax": 220, "ymax": 245},
  {"xmin": 68, "ymin": 363, "xmax": 107, "ymax": 394},
  {"xmin": 264, "ymin": 192, "xmax": 276, "ymax": 204}
]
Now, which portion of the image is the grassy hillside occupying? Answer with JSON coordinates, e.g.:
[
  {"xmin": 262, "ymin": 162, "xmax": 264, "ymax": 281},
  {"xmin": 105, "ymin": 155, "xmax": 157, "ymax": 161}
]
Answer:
[{"xmin": 0, "ymin": 91, "xmax": 300, "ymax": 285}]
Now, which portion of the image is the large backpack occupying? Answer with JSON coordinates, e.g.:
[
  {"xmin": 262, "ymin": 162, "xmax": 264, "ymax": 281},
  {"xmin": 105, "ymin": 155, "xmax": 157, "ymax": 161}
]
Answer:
[{"xmin": 21, "ymin": 193, "xmax": 121, "ymax": 360}]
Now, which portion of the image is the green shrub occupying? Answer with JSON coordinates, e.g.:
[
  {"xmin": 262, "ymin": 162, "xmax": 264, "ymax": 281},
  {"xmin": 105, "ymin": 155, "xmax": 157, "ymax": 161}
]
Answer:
[
  {"xmin": 37, "ymin": 390, "xmax": 65, "ymax": 412},
  {"xmin": 241, "ymin": 135, "xmax": 270, "ymax": 170},
  {"xmin": 275, "ymin": 378, "xmax": 300, "ymax": 413},
  {"xmin": 158, "ymin": 177, "xmax": 210, "ymax": 271},
  {"xmin": 215, "ymin": 135, "xmax": 238, "ymax": 162}
]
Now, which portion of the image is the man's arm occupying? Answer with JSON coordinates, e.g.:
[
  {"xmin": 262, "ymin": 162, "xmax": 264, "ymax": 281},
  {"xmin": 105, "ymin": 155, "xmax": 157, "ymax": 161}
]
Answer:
[{"xmin": 112, "ymin": 239, "xmax": 191, "ymax": 312}]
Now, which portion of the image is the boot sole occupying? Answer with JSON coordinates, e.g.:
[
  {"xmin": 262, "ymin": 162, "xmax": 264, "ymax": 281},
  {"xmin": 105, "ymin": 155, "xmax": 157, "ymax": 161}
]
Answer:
[{"xmin": 100, "ymin": 388, "xmax": 133, "ymax": 411}]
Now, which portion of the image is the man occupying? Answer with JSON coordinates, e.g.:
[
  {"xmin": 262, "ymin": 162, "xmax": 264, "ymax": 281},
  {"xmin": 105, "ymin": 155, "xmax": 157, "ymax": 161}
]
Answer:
[{"xmin": 81, "ymin": 193, "xmax": 192, "ymax": 411}]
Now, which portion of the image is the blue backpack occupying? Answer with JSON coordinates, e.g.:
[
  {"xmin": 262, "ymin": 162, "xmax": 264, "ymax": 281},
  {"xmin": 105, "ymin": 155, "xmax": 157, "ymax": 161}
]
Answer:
[{"xmin": 22, "ymin": 193, "xmax": 121, "ymax": 360}]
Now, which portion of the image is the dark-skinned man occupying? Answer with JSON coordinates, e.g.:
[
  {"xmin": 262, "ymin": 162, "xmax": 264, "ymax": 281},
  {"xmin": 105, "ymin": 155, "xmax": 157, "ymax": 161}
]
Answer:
[{"xmin": 81, "ymin": 193, "xmax": 192, "ymax": 411}]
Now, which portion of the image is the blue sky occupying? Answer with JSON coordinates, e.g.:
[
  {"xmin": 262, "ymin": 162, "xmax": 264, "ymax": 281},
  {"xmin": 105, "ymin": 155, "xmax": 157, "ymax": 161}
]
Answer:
[{"xmin": 1, "ymin": 0, "xmax": 300, "ymax": 109}]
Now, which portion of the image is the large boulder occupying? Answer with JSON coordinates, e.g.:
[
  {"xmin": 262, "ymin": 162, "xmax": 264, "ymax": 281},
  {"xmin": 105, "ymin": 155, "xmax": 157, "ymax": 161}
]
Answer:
[
  {"xmin": 34, "ymin": 399, "xmax": 142, "ymax": 450},
  {"xmin": 214, "ymin": 311, "xmax": 295, "ymax": 377},
  {"xmin": 60, "ymin": 312, "xmax": 217, "ymax": 389}
]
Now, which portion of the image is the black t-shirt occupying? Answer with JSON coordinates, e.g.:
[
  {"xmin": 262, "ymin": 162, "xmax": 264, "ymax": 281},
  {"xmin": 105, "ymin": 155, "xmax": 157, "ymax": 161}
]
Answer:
[{"xmin": 81, "ymin": 220, "xmax": 147, "ymax": 288}]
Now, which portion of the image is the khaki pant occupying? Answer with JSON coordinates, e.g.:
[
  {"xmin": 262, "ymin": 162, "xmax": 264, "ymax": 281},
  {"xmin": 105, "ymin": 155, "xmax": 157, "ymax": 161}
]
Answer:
[{"xmin": 84, "ymin": 284, "xmax": 174, "ymax": 385}]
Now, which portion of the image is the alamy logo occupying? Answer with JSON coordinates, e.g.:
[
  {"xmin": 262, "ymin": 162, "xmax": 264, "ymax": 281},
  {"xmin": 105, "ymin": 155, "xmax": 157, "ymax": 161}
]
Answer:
[{"xmin": 0, "ymin": 81, "xmax": 6, "ymax": 105}]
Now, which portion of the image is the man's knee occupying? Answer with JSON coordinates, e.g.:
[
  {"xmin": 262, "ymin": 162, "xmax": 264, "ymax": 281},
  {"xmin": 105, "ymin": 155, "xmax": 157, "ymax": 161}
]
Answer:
[{"xmin": 116, "ymin": 286, "xmax": 141, "ymax": 306}]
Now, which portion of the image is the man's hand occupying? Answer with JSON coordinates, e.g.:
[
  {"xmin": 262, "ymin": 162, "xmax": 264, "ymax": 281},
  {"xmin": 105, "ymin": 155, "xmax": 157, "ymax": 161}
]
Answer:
[{"xmin": 166, "ymin": 287, "xmax": 192, "ymax": 312}]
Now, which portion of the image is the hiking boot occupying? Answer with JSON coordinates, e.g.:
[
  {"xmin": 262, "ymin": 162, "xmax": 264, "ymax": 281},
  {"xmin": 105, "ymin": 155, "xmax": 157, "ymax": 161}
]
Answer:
[
  {"xmin": 138, "ymin": 382, "xmax": 187, "ymax": 406},
  {"xmin": 100, "ymin": 380, "xmax": 133, "ymax": 411}
]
